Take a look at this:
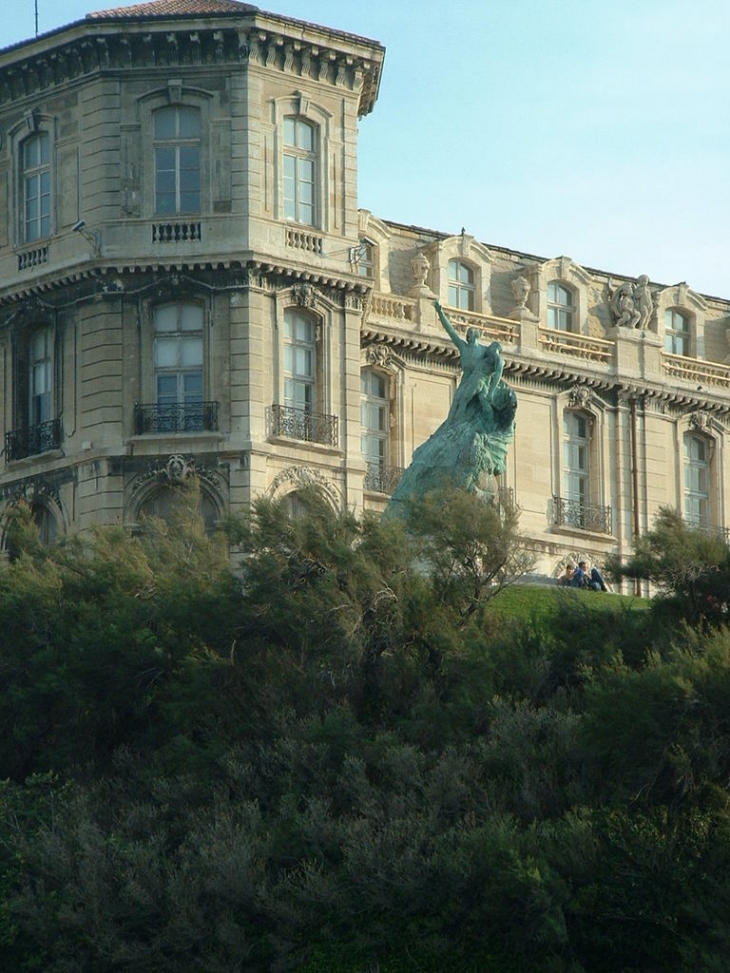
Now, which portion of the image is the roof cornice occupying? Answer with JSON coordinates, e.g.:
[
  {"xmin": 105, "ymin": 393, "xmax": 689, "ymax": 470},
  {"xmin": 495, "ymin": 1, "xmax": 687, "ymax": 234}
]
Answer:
[{"xmin": 0, "ymin": 9, "xmax": 383, "ymax": 117}]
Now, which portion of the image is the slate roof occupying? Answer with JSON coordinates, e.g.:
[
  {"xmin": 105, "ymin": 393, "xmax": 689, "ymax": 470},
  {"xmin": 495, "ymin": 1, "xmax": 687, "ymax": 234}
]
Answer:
[{"xmin": 87, "ymin": 0, "xmax": 257, "ymax": 19}]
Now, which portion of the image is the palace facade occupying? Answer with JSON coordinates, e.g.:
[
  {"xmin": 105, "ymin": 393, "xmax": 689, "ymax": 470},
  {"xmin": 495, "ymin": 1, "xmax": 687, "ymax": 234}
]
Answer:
[{"xmin": 1, "ymin": 0, "xmax": 729, "ymax": 584}]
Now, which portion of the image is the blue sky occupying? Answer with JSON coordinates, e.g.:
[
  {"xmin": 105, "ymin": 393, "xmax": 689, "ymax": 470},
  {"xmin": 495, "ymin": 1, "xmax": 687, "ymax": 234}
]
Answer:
[{"xmin": 2, "ymin": 0, "xmax": 729, "ymax": 297}]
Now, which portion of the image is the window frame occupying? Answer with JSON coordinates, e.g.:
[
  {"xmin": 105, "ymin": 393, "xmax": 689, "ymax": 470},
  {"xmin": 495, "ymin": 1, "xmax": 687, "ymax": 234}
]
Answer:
[
  {"xmin": 563, "ymin": 410, "xmax": 590, "ymax": 507},
  {"xmin": 21, "ymin": 131, "xmax": 52, "ymax": 243},
  {"xmin": 282, "ymin": 115, "xmax": 318, "ymax": 227},
  {"xmin": 361, "ymin": 368, "xmax": 390, "ymax": 471},
  {"xmin": 447, "ymin": 259, "xmax": 476, "ymax": 311},
  {"xmin": 683, "ymin": 432, "xmax": 711, "ymax": 528},
  {"xmin": 547, "ymin": 281, "xmax": 575, "ymax": 332},
  {"xmin": 283, "ymin": 309, "xmax": 318, "ymax": 412},
  {"xmin": 665, "ymin": 308, "xmax": 691, "ymax": 356},
  {"xmin": 153, "ymin": 105, "xmax": 202, "ymax": 217},
  {"xmin": 153, "ymin": 301, "xmax": 205, "ymax": 413}
]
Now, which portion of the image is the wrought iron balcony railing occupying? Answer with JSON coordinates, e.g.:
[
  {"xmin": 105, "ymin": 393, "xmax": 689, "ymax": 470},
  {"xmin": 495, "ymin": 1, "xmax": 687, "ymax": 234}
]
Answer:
[
  {"xmin": 134, "ymin": 401, "xmax": 219, "ymax": 435},
  {"xmin": 268, "ymin": 404, "xmax": 338, "ymax": 447},
  {"xmin": 5, "ymin": 418, "xmax": 62, "ymax": 462},
  {"xmin": 364, "ymin": 462, "xmax": 404, "ymax": 495},
  {"xmin": 552, "ymin": 496, "xmax": 613, "ymax": 535}
]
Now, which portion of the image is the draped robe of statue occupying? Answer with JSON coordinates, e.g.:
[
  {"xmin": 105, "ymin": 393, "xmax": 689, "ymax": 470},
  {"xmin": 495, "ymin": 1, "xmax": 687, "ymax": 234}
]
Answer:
[{"xmin": 385, "ymin": 302, "xmax": 517, "ymax": 515}]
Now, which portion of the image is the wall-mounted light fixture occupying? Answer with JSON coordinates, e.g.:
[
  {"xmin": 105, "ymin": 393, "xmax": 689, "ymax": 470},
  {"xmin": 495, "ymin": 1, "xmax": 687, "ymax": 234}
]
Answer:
[{"xmin": 72, "ymin": 219, "xmax": 101, "ymax": 256}]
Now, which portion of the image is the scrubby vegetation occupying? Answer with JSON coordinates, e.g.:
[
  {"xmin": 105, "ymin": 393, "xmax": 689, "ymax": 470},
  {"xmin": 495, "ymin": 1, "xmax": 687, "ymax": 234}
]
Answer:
[{"xmin": 1, "ymin": 484, "xmax": 730, "ymax": 972}]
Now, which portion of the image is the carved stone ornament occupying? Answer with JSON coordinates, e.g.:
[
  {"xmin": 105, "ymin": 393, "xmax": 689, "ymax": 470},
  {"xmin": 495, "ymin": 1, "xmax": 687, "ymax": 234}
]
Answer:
[
  {"xmin": 508, "ymin": 274, "xmax": 538, "ymax": 321},
  {"xmin": 291, "ymin": 283, "xmax": 317, "ymax": 307},
  {"xmin": 364, "ymin": 342, "xmax": 404, "ymax": 372},
  {"xmin": 689, "ymin": 410, "xmax": 710, "ymax": 431},
  {"xmin": 408, "ymin": 252, "xmax": 435, "ymax": 298},
  {"xmin": 609, "ymin": 274, "xmax": 655, "ymax": 330},
  {"xmin": 412, "ymin": 252, "xmax": 429, "ymax": 286},
  {"xmin": 164, "ymin": 454, "xmax": 194, "ymax": 483},
  {"xmin": 568, "ymin": 385, "xmax": 591, "ymax": 409},
  {"xmin": 511, "ymin": 275, "xmax": 531, "ymax": 308}
]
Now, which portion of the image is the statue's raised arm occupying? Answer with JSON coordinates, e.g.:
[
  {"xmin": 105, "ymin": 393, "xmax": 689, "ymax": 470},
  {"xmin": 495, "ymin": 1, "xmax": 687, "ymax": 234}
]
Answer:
[{"xmin": 434, "ymin": 301, "xmax": 466, "ymax": 352}]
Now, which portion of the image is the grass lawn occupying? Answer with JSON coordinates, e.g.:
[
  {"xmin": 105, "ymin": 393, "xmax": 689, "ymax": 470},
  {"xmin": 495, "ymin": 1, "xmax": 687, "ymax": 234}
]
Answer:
[{"xmin": 488, "ymin": 583, "xmax": 651, "ymax": 623}]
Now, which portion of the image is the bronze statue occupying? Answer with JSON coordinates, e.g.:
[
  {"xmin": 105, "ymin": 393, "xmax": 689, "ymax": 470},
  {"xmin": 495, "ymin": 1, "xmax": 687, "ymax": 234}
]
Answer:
[{"xmin": 385, "ymin": 302, "xmax": 517, "ymax": 514}]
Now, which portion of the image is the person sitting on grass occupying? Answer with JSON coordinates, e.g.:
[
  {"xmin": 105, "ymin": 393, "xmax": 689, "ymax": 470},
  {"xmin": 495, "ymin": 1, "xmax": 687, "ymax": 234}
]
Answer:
[{"xmin": 572, "ymin": 560, "xmax": 607, "ymax": 591}]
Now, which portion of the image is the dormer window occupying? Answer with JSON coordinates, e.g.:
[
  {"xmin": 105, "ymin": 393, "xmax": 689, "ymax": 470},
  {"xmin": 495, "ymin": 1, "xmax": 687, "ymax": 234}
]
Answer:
[
  {"xmin": 665, "ymin": 309, "xmax": 690, "ymax": 356},
  {"xmin": 547, "ymin": 282, "xmax": 574, "ymax": 331},
  {"xmin": 356, "ymin": 239, "xmax": 375, "ymax": 278},
  {"xmin": 448, "ymin": 259, "xmax": 475, "ymax": 310}
]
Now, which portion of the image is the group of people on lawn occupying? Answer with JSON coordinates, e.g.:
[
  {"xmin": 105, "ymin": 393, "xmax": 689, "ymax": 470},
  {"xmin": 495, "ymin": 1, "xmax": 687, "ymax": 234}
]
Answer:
[{"xmin": 558, "ymin": 559, "xmax": 607, "ymax": 591}]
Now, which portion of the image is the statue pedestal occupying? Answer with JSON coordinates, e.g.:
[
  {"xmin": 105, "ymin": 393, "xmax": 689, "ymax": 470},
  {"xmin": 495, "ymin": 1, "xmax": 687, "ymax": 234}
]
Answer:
[{"xmin": 609, "ymin": 326, "xmax": 662, "ymax": 381}]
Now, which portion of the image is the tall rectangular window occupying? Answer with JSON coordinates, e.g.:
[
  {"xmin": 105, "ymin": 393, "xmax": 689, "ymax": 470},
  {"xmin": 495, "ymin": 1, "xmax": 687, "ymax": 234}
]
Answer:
[
  {"xmin": 22, "ymin": 133, "xmax": 51, "ymax": 242},
  {"xmin": 564, "ymin": 412, "xmax": 589, "ymax": 506},
  {"xmin": 684, "ymin": 434, "xmax": 710, "ymax": 527},
  {"xmin": 284, "ymin": 310, "xmax": 316, "ymax": 411},
  {"xmin": 154, "ymin": 303, "xmax": 204, "ymax": 421},
  {"xmin": 154, "ymin": 106, "xmax": 201, "ymax": 215},
  {"xmin": 283, "ymin": 117, "xmax": 316, "ymax": 226},
  {"xmin": 448, "ymin": 259, "xmax": 475, "ymax": 310},
  {"xmin": 361, "ymin": 369, "xmax": 389, "ymax": 471},
  {"xmin": 30, "ymin": 329, "xmax": 52, "ymax": 427}
]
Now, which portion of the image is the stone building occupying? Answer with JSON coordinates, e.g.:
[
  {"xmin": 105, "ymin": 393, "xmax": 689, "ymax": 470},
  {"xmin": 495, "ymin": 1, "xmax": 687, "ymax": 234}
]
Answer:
[{"xmin": 1, "ymin": 0, "xmax": 729, "ymax": 584}]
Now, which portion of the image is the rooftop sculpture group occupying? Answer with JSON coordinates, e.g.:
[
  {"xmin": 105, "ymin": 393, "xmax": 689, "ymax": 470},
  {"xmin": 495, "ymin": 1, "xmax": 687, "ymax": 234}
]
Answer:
[{"xmin": 386, "ymin": 302, "xmax": 517, "ymax": 513}]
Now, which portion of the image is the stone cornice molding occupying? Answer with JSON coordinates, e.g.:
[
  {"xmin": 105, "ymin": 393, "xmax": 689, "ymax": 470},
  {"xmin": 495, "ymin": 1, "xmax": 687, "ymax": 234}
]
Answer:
[{"xmin": 0, "ymin": 18, "xmax": 383, "ymax": 116}]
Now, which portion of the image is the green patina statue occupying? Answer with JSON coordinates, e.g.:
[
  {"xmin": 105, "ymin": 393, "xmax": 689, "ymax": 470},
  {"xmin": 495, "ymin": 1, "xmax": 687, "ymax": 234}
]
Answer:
[{"xmin": 385, "ymin": 301, "xmax": 517, "ymax": 514}]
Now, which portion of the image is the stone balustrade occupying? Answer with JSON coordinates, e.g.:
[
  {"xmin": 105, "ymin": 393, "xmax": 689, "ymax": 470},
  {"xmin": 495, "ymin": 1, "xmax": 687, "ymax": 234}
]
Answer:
[
  {"xmin": 662, "ymin": 354, "xmax": 730, "ymax": 390},
  {"xmin": 538, "ymin": 328, "xmax": 613, "ymax": 364}
]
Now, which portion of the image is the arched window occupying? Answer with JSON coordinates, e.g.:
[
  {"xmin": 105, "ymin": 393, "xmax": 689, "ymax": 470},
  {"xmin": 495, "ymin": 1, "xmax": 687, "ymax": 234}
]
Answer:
[
  {"xmin": 548, "ymin": 282, "xmax": 574, "ymax": 331},
  {"xmin": 139, "ymin": 485, "xmax": 218, "ymax": 534},
  {"xmin": 154, "ymin": 105, "xmax": 201, "ymax": 215},
  {"xmin": 283, "ymin": 117, "xmax": 317, "ymax": 225},
  {"xmin": 448, "ymin": 259, "xmax": 475, "ymax": 310},
  {"xmin": 684, "ymin": 434, "xmax": 710, "ymax": 527},
  {"xmin": 22, "ymin": 132, "xmax": 51, "ymax": 242},
  {"xmin": 665, "ymin": 309, "xmax": 691, "ymax": 356}
]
